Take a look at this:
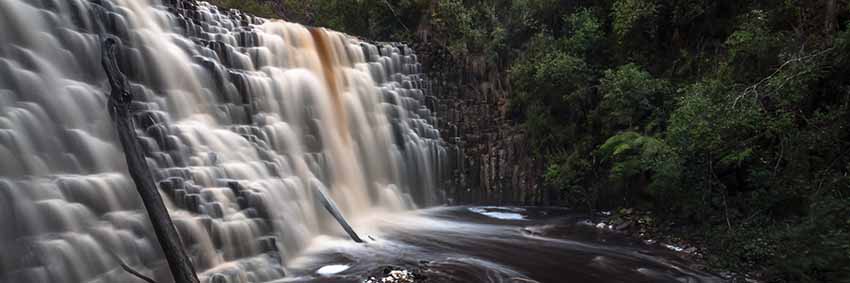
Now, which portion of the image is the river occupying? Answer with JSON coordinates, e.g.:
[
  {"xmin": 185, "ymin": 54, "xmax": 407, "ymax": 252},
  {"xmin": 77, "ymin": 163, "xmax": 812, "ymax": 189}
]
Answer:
[{"xmin": 283, "ymin": 206, "xmax": 722, "ymax": 283}]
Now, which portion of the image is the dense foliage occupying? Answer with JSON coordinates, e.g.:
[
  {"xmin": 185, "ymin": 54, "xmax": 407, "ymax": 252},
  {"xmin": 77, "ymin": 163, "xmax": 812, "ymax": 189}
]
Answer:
[
  {"xmin": 511, "ymin": 2, "xmax": 850, "ymax": 281},
  {"xmin": 211, "ymin": 0, "xmax": 850, "ymax": 281},
  {"xmin": 210, "ymin": 0, "xmax": 426, "ymax": 42},
  {"xmin": 507, "ymin": 3, "xmax": 850, "ymax": 281}
]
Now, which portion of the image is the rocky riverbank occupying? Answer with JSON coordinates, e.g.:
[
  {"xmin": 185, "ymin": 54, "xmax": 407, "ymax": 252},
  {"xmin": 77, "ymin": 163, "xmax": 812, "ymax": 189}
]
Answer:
[{"xmin": 588, "ymin": 208, "xmax": 763, "ymax": 283}]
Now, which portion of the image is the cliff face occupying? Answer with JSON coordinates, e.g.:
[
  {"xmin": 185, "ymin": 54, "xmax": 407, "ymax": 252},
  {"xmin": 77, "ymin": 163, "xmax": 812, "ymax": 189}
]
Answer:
[{"xmin": 413, "ymin": 37, "xmax": 552, "ymax": 205}]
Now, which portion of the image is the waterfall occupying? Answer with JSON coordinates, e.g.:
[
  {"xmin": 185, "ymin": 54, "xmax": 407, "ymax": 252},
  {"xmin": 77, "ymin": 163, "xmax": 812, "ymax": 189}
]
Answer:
[{"xmin": 0, "ymin": 0, "xmax": 448, "ymax": 282}]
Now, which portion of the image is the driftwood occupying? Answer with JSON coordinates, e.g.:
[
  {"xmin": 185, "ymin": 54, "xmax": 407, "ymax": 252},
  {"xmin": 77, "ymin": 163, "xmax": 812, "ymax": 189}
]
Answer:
[
  {"xmin": 101, "ymin": 36, "xmax": 201, "ymax": 283},
  {"xmin": 312, "ymin": 185, "xmax": 364, "ymax": 243},
  {"xmin": 118, "ymin": 261, "xmax": 157, "ymax": 283},
  {"xmin": 107, "ymin": 250, "xmax": 157, "ymax": 283}
]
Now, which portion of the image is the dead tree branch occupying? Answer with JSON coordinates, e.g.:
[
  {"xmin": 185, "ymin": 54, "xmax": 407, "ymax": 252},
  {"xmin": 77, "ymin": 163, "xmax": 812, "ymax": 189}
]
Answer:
[
  {"xmin": 101, "ymin": 36, "xmax": 201, "ymax": 283},
  {"xmin": 312, "ymin": 184, "xmax": 364, "ymax": 243}
]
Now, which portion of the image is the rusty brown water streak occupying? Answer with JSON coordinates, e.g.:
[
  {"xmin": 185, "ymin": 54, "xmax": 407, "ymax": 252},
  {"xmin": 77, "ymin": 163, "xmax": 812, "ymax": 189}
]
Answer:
[{"xmin": 310, "ymin": 28, "xmax": 350, "ymax": 144}]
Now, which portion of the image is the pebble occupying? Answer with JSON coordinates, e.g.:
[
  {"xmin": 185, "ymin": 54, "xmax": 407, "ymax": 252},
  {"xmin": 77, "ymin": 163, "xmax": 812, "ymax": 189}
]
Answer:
[{"xmin": 364, "ymin": 269, "xmax": 415, "ymax": 283}]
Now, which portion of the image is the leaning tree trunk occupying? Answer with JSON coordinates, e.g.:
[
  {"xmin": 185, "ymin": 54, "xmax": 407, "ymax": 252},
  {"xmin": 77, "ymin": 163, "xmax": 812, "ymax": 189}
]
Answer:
[
  {"xmin": 311, "ymin": 185, "xmax": 364, "ymax": 243},
  {"xmin": 101, "ymin": 36, "xmax": 200, "ymax": 283}
]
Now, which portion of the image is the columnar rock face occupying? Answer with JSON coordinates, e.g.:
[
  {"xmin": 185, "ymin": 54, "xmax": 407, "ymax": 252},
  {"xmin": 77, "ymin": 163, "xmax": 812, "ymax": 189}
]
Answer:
[{"xmin": 414, "ymin": 40, "xmax": 550, "ymax": 205}]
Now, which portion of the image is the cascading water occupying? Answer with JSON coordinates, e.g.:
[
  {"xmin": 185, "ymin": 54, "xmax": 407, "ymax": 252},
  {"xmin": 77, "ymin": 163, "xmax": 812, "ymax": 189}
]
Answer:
[{"xmin": 0, "ymin": 0, "xmax": 449, "ymax": 282}]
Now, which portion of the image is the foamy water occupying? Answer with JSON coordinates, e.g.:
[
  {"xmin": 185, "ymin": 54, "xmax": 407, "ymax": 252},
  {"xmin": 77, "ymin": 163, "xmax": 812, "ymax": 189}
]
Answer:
[{"xmin": 0, "ymin": 0, "xmax": 452, "ymax": 282}]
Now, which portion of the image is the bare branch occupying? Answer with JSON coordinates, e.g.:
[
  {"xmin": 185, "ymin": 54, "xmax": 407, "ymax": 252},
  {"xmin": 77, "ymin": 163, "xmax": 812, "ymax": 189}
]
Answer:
[{"xmin": 734, "ymin": 47, "xmax": 833, "ymax": 108}]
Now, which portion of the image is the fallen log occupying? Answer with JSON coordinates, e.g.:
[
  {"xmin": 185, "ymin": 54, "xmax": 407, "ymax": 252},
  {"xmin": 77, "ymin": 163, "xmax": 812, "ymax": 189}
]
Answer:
[
  {"xmin": 101, "ymin": 36, "xmax": 201, "ymax": 283},
  {"xmin": 311, "ymin": 183, "xmax": 364, "ymax": 243}
]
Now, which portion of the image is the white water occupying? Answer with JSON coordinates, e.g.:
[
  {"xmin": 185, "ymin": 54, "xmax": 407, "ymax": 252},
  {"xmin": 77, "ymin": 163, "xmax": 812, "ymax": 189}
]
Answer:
[
  {"xmin": 315, "ymin": 264, "xmax": 349, "ymax": 276},
  {"xmin": 467, "ymin": 207, "xmax": 527, "ymax": 221},
  {"xmin": 0, "ymin": 0, "xmax": 448, "ymax": 282}
]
